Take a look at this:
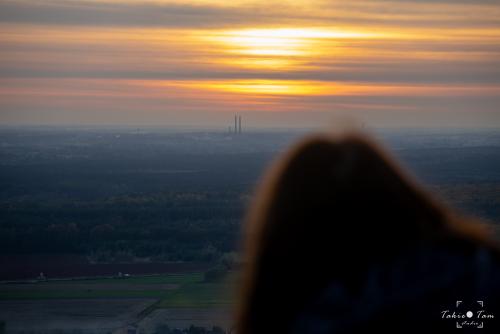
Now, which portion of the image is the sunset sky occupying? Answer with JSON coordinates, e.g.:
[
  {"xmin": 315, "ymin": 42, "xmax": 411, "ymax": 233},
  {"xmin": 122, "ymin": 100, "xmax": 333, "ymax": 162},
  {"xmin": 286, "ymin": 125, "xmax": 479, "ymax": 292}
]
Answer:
[{"xmin": 1, "ymin": 0, "xmax": 500, "ymax": 128}]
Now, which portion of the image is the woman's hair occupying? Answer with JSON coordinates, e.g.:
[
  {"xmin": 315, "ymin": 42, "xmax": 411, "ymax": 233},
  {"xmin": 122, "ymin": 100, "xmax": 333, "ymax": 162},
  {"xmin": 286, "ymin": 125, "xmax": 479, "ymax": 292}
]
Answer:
[{"xmin": 235, "ymin": 133, "xmax": 492, "ymax": 334}]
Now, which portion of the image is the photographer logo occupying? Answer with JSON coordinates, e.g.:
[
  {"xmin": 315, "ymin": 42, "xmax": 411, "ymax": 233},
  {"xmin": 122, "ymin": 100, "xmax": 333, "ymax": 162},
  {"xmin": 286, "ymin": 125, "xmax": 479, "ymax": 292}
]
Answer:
[{"xmin": 441, "ymin": 300, "xmax": 494, "ymax": 329}]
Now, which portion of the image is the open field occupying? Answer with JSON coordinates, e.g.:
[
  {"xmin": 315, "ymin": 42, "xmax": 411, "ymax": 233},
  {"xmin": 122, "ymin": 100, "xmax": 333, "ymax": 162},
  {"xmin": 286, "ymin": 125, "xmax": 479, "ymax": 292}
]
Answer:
[
  {"xmin": 0, "ymin": 272, "xmax": 234, "ymax": 305},
  {"xmin": 0, "ymin": 298, "xmax": 156, "ymax": 332},
  {"xmin": 0, "ymin": 272, "xmax": 235, "ymax": 332},
  {"xmin": 139, "ymin": 308, "xmax": 233, "ymax": 333},
  {"xmin": 0, "ymin": 254, "xmax": 211, "ymax": 281},
  {"xmin": 0, "ymin": 272, "xmax": 234, "ymax": 303}
]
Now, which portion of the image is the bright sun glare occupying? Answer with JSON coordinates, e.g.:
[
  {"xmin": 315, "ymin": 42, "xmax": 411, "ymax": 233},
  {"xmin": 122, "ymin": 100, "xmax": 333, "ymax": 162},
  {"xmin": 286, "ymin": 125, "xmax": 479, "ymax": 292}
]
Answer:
[
  {"xmin": 212, "ymin": 28, "xmax": 374, "ymax": 57},
  {"xmin": 202, "ymin": 28, "xmax": 379, "ymax": 95}
]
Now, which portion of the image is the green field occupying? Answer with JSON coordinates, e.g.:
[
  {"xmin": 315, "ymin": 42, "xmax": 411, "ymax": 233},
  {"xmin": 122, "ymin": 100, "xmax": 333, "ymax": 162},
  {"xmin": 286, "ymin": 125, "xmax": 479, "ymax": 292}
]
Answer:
[
  {"xmin": 0, "ymin": 272, "xmax": 236, "ymax": 308},
  {"xmin": 70, "ymin": 273, "xmax": 203, "ymax": 284}
]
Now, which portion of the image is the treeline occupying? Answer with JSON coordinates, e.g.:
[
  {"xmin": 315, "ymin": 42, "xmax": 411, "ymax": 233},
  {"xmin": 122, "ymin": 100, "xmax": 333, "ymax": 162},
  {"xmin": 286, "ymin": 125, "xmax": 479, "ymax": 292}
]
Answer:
[{"xmin": 0, "ymin": 191, "xmax": 247, "ymax": 262}]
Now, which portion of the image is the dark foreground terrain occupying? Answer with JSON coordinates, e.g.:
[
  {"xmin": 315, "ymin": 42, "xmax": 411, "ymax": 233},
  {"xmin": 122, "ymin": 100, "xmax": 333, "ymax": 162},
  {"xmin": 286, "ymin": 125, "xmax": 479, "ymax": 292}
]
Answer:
[
  {"xmin": 1, "ymin": 127, "xmax": 500, "ymax": 279},
  {"xmin": 0, "ymin": 127, "xmax": 499, "ymax": 333}
]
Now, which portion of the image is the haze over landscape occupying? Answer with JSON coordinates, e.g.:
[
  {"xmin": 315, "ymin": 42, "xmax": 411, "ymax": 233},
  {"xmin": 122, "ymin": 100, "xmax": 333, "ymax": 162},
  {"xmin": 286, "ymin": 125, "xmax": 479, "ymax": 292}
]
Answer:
[
  {"xmin": 1, "ymin": 1, "xmax": 500, "ymax": 333},
  {"xmin": 1, "ymin": 0, "xmax": 500, "ymax": 128}
]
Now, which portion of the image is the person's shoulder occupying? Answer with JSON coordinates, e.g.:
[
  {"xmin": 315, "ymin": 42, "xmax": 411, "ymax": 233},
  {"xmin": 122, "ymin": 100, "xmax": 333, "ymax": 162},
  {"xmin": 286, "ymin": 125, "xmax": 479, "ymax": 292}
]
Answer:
[{"xmin": 291, "ymin": 240, "xmax": 500, "ymax": 334}]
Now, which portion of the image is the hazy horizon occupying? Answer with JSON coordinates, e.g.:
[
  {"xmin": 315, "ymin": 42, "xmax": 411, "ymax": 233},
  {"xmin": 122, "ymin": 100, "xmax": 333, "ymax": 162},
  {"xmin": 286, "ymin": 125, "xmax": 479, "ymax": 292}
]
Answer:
[{"xmin": 1, "ymin": 0, "xmax": 500, "ymax": 128}]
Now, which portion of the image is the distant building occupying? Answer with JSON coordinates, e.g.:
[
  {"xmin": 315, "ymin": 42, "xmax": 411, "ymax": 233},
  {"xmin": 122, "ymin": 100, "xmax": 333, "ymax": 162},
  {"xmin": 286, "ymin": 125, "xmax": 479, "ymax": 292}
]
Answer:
[{"xmin": 232, "ymin": 114, "xmax": 243, "ymax": 134}]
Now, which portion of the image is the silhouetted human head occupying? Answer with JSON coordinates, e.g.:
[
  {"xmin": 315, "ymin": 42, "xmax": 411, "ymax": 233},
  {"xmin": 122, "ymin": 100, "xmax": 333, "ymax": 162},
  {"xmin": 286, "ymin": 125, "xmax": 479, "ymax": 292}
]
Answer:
[{"xmin": 236, "ymin": 133, "xmax": 495, "ymax": 334}]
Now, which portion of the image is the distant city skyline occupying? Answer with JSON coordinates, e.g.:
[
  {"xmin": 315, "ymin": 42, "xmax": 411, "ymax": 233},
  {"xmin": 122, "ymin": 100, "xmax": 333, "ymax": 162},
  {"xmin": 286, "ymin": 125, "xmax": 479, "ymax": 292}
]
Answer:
[{"xmin": 1, "ymin": 0, "xmax": 500, "ymax": 128}]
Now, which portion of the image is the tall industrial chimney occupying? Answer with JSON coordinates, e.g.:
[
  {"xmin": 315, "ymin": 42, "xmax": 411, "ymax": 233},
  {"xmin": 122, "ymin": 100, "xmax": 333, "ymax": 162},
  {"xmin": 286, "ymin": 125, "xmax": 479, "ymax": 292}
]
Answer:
[
  {"xmin": 234, "ymin": 115, "xmax": 237, "ymax": 134},
  {"xmin": 238, "ymin": 115, "xmax": 242, "ymax": 134}
]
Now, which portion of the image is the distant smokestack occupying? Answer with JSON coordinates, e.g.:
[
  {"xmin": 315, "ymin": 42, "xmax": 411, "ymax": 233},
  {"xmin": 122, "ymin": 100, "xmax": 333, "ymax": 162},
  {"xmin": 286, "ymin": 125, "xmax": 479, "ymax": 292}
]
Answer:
[
  {"xmin": 234, "ymin": 115, "xmax": 237, "ymax": 134},
  {"xmin": 238, "ymin": 115, "xmax": 242, "ymax": 134}
]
